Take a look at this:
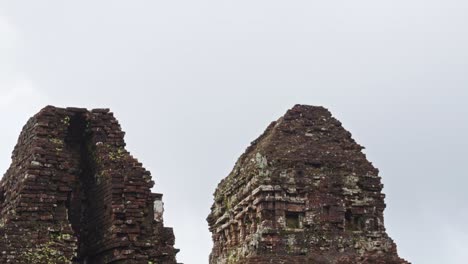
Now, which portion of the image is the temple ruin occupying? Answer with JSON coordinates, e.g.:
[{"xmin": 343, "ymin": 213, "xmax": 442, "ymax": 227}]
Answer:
[
  {"xmin": 0, "ymin": 106, "xmax": 179, "ymax": 264},
  {"xmin": 0, "ymin": 104, "xmax": 409, "ymax": 264},
  {"xmin": 207, "ymin": 105, "xmax": 408, "ymax": 264}
]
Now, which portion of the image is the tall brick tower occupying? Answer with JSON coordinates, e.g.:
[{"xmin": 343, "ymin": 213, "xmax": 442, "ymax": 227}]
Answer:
[
  {"xmin": 207, "ymin": 105, "xmax": 408, "ymax": 264},
  {"xmin": 0, "ymin": 106, "xmax": 179, "ymax": 264}
]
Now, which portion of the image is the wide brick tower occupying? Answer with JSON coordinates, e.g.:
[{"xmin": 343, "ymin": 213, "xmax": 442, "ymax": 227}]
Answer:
[
  {"xmin": 0, "ymin": 106, "xmax": 179, "ymax": 264},
  {"xmin": 207, "ymin": 105, "xmax": 408, "ymax": 264}
]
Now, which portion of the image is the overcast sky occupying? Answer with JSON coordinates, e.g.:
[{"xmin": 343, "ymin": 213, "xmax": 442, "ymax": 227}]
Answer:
[{"xmin": 1, "ymin": 1, "xmax": 467, "ymax": 263}]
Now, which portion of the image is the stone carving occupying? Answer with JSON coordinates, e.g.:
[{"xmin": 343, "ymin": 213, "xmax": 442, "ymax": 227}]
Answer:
[
  {"xmin": 207, "ymin": 105, "xmax": 409, "ymax": 264},
  {"xmin": 0, "ymin": 106, "xmax": 179, "ymax": 264}
]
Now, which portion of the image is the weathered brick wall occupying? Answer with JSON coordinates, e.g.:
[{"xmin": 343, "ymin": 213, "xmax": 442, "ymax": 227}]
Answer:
[
  {"xmin": 0, "ymin": 106, "xmax": 179, "ymax": 264},
  {"xmin": 208, "ymin": 105, "xmax": 409, "ymax": 264}
]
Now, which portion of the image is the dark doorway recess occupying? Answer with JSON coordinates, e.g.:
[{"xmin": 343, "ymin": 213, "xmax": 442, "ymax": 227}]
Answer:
[
  {"xmin": 64, "ymin": 113, "xmax": 100, "ymax": 264},
  {"xmin": 345, "ymin": 209, "xmax": 364, "ymax": 231},
  {"xmin": 285, "ymin": 211, "xmax": 301, "ymax": 229}
]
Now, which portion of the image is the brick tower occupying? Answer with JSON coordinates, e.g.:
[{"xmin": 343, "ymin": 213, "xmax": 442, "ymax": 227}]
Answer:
[
  {"xmin": 0, "ymin": 106, "xmax": 179, "ymax": 264},
  {"xmin": 207, "ymin": 105, "xmax": 408, "ymax": 264}
]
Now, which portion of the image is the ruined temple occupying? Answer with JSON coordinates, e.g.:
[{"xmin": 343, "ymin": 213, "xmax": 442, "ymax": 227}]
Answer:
[
  {"xmin": 0, "ymin": 106, "xmax": 179, "ymax": 263},
  {"xmin": 207, "ymin": 105, "xmax": 408, "ymax": 264}
]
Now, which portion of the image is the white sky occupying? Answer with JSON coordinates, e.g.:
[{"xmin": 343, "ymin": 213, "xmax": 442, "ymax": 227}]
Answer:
[{"xmin": 1, "ymin": 1, "xmax": 467, "ymax": 263}]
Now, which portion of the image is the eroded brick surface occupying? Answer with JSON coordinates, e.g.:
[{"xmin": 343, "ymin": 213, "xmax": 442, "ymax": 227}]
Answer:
[
  {"xmin": 0, "ymin": 106, "xmax": 179, "ymax": 264},
  {"xmin": 207, "ymin": 105, "xmax": 409, "ymax": 264}
]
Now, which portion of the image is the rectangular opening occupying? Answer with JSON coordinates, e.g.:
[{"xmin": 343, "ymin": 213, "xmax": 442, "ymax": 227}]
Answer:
[
  {"xmin": 285, "ymin": 212, "xmax": 301, "ymax": 229},
  {"xmin": 323, "ymin": 205, "xmax": 330, "ymax": 215},
  {"xmin": 345, "ymin": 209, "xmax": 364, "ymax": 231}
]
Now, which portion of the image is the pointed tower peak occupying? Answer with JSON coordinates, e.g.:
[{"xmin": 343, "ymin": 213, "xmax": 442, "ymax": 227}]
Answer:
[{"xmin": 208, "ymin": 105, "xmax": 407, "ymax": 264}]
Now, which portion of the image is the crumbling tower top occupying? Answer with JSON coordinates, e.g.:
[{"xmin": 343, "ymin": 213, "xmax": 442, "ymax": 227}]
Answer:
[
  {"xmin": 208, "ymin": 104, "xmax": 408, "ymax": 264},
  {"xmin": 0, "ymin": 106, "xmax": 179, "ymax": 264}
]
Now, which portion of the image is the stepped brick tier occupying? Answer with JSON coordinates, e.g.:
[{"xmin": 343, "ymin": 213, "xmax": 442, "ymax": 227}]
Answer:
[
  {"xmin": 0, "ymin": 106, "xmax": 179, "ymax": 264},
  {"xmin": 207, "ymin": 105, "xmax": 408, "ymax": 264}
]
